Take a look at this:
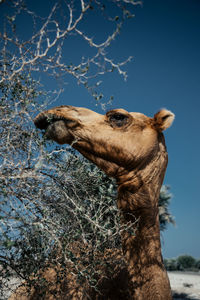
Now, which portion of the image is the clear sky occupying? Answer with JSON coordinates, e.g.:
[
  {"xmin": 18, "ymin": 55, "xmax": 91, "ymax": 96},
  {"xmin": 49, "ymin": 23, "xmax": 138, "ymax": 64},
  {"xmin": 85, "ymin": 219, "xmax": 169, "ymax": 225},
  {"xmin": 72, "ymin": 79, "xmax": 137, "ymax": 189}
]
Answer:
[{"xmin": 2, "ymin": 0, "xmax": 200, "ymax": 258}]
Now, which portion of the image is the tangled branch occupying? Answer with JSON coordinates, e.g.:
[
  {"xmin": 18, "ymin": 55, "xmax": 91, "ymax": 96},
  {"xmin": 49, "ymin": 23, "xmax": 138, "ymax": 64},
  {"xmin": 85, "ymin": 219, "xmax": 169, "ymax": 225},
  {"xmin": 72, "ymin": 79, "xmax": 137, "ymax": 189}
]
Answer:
[{"xmin": 0, "ymin": 0, "xmax": 141, "ymax": 103}]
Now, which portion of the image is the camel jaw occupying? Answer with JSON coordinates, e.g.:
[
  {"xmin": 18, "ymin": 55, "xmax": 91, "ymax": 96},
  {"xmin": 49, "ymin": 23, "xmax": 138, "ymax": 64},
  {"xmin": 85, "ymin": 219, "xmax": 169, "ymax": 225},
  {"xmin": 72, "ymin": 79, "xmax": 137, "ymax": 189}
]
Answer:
[{"xmin": 34, "ymin": 113, "xmax": 75, "ymax": 144}]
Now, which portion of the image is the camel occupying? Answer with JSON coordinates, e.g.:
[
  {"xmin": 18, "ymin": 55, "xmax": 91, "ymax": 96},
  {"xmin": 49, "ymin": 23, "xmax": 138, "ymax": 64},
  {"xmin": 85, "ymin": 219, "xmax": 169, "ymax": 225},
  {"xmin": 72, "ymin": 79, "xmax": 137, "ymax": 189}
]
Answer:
[{"xmin": 10, "ymin": 105, "xmax": 174, "ymax": 300}]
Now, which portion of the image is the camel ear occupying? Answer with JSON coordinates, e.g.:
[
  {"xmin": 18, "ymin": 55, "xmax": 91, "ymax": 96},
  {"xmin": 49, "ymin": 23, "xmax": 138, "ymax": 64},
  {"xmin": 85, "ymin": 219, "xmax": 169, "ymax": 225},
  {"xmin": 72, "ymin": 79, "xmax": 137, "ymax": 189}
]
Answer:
[{"xmin": 153, "ymin": 109, "xmax": 175, "ymax": 132}]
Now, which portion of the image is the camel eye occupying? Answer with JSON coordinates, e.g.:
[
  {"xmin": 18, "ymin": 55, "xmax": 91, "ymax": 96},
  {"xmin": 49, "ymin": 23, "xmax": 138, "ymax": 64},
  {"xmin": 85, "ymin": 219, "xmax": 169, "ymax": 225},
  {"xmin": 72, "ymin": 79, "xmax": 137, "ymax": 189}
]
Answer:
[{"xmin": 109, "ymin": 113, "xmax": 128, "ymax": 127}]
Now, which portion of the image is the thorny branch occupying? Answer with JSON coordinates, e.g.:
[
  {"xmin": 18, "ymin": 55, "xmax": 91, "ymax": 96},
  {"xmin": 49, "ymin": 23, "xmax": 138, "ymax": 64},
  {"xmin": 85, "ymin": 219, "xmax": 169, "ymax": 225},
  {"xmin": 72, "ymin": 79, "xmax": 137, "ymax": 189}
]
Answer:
[{"xmin": 0, "ymin": 0, "xmax": 141, "ymax": 102}]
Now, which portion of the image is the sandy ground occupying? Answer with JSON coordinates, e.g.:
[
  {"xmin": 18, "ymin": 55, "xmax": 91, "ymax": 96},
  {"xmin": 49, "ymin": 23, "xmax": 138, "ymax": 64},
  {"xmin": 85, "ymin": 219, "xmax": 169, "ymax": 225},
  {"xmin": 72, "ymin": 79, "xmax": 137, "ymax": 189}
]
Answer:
[
  {"xmin": 168, "ymin": 272, "xmax": 200, "ymax": 300},
  {"xmin": 1, "ymin": 271, "xmax": 200, "ymax": 299},
  {"xmin": 0, "ymin": 275, "xmax": 21, "ymax": 300}
]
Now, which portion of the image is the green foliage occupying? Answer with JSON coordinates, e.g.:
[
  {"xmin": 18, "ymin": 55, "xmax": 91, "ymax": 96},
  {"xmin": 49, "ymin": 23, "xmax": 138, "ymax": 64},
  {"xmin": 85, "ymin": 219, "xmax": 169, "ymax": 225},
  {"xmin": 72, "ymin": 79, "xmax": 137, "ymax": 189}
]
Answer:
[
  {"xmin": 164, "ymin": 258, "xmax": 179, "ymax": 271},
  {"xmin": 164, "ymin": 255, "xmax": 200, "ymax": 272},
  {"xmin": 159, "ymin": 185, "xmax": 175, "ymax": 231},
  {"xmin": 177, "ymin": 255, "xmax": 196, "ymax": 270},
  {"xmin": 195, "ymin": 260, "xmax": 200, "ymax": 270}
]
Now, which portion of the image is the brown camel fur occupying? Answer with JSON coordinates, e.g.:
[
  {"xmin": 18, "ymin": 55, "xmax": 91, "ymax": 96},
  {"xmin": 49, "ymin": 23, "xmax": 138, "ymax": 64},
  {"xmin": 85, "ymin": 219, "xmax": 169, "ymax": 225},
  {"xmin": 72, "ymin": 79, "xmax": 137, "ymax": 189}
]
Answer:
[{"xmin": 10, "ymin": 106, "xmax": 174, "ymax": 300}]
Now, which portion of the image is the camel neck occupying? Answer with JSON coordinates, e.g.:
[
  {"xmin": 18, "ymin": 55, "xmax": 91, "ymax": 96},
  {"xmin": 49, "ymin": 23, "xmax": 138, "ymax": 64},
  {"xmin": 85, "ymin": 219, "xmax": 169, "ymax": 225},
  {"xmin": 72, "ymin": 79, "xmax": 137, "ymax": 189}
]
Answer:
[
  {"xmin": 117, "ymin": 181, "xmax": 162, "ymax": 263},
  {"xmin": 116, "ymin": 177, "xmax": 172, "ymax": 299}
]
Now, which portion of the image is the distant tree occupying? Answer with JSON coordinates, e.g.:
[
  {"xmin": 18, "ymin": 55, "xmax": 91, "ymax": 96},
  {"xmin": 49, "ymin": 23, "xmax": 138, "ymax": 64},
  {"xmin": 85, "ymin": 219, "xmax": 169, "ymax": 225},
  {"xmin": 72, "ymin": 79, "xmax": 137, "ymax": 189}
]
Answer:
[
  {"xmin": 164, "ymin": 255, "xmax": 200, "ymax": 272},
  {"xmin": 164, "ymin": 259, "xmax": 179, "ymax": 271},
  {"xmin": 195, "ymin": 259, "xmax": 200, "ymax": 270},
  {"xmin": 177, "ymin": 255, "xmax": 196, "ymax": 270},
  {"xmin": 159, "ymin": 185, "xmax": 175, "ymax": 231}
]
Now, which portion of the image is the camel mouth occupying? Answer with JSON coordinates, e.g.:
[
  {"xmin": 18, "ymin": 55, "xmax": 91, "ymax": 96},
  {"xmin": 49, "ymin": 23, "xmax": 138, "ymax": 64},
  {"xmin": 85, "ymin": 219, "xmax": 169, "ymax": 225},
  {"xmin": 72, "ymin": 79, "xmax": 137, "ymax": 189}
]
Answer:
[
  {"xmin": 34, "ymin": 113, "xmax": 68, "ymax": 130},
  {"xmin": 34, "ymin": 113, "xmax": 76, "ymax": 144}
]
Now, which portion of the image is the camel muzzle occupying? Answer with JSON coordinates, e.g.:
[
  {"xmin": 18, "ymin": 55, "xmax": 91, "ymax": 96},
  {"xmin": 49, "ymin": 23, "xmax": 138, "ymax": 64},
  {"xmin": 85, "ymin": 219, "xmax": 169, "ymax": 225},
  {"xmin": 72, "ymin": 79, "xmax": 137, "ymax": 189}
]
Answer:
[
  {"xmin": 34, "ymin": 113, "xmax": 70, "ymax": 130},
  {"xmin": 34, "ymin": 112, "xmax": 77, "ymax": 144}
]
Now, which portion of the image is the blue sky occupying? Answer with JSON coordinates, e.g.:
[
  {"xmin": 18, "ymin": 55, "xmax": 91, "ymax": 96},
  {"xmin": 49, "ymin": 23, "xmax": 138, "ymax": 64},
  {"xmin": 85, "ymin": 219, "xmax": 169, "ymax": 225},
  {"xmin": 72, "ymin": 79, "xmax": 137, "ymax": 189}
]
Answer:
[{"xmin": 2, "ymin": 0, "xmax": 200, "ymax": 258}]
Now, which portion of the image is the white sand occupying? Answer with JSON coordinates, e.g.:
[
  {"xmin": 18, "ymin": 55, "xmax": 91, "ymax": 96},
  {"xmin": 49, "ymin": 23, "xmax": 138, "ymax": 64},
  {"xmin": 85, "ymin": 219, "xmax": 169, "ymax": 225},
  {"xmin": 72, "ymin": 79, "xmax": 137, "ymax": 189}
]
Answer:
[
  {"xmin": 168, "ymin": 272, "xmax": 200, "ymax": 300},
  {"xmin": 0, "ymin": 275, "xmax": 21, "ymax": 299}
]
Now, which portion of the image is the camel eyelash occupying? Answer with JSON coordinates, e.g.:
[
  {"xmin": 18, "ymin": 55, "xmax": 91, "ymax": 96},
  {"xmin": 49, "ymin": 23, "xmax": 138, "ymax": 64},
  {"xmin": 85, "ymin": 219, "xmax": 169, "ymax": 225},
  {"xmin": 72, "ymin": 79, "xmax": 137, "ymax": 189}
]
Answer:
[
  {"xmin": 108, "ymin": 113, "xmax": 129, "ymax": 127},
  {"xmin": 110, "ymin": 113, "xmax": 127, "ymax": 121}
]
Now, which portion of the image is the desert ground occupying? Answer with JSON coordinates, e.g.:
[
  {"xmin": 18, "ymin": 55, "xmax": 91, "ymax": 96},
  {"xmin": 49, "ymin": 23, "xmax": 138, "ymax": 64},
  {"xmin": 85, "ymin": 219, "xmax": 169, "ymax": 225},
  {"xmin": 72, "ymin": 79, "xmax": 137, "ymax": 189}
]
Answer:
[
  {"xmin": 1, "ymin": 271, "xmax": 200, "ymax": 299},
  {"xmin": 168, "ymin": 272, "xmax": 200, "ymax": 300}
]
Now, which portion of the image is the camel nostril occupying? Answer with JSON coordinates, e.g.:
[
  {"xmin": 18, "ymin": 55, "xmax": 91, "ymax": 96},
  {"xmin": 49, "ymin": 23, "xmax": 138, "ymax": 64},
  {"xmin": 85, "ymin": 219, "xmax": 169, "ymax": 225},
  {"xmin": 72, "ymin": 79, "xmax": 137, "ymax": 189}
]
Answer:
[{"xmin": 34, "ymin": 114, "xmax": 50, "ymax": 130}]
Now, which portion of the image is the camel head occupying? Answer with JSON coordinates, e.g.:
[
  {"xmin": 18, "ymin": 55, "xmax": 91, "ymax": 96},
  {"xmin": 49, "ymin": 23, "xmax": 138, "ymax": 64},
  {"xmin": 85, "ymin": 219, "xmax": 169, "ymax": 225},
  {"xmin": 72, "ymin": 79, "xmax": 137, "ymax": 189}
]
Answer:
[{"xmin": 34, "ymin": 105, "xmax": 174, "ymax": 182}]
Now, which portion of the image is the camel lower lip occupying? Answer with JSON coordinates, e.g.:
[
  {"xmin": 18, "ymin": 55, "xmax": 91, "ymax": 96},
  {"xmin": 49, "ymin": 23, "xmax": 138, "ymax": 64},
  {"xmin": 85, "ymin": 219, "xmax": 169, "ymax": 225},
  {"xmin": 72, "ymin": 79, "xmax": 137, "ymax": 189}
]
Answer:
[
  {"xmin": 43, "ymin": 120, "xmax": 74, "ymax": 145},
  {"xmin": 44, "ymin": 124, "xmax": 54, "ymax": 139},
  {"xmin": 44, "ymin": 120, "xmax": 66, "ymax": 137}
]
